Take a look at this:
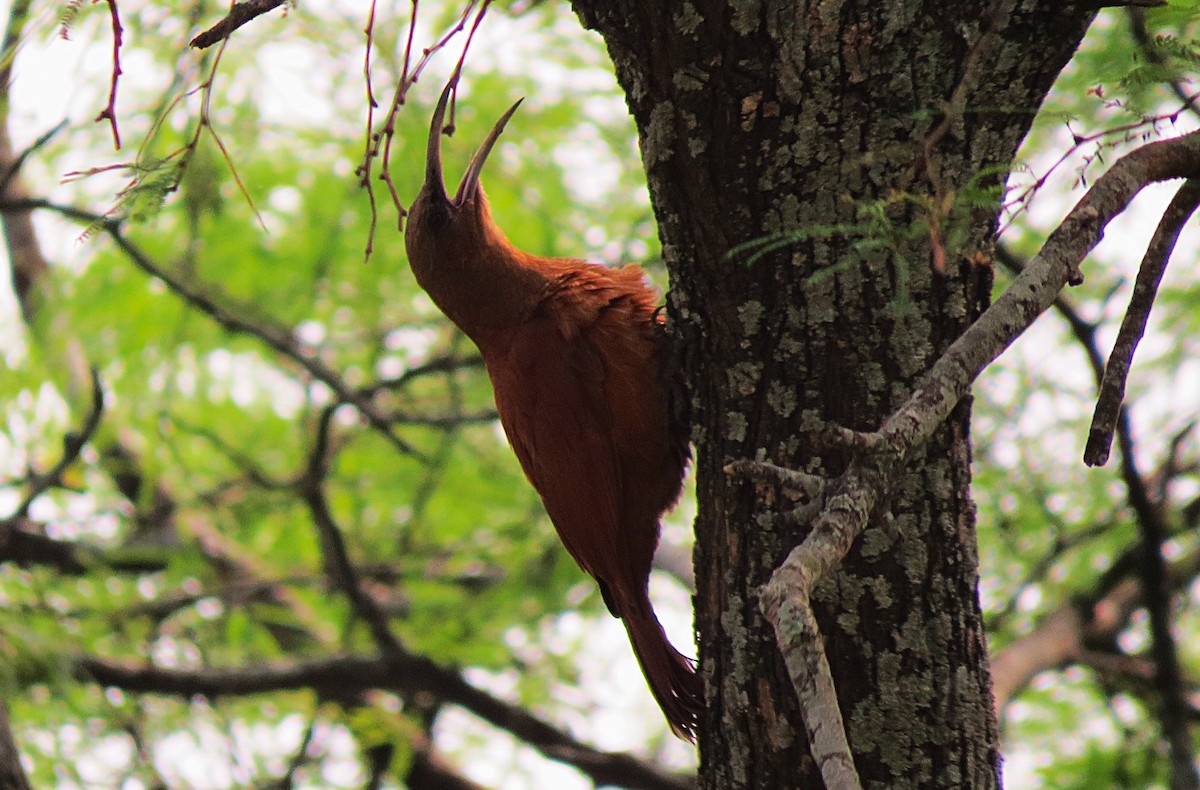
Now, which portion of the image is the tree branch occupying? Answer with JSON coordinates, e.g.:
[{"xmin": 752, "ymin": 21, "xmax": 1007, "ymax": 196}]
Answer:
[
  {"xmin": 9, "ymin": 367, "xmax": 103, "ymax": 521},
  {"xmin": 78, "ymin": 654, "xmax": 693, "ymax": 790},
  {"xmin": 0, "ymin": 517, "xmax": 168, "ymax": 575},
  {"xmin": 1086, "ymin": 179, "xmax": 1200, "ymax": 465},
  {"xmin": 1001, "ymin": 202, "xmax": 1200, "ymax": 786},
  {"xmin": 93, "ymin": 0, "xmax": 123, "ymax": 149},
  {"xmin": 0, "ymin": 0, "xmax": 53, "ymax": 327},
  {"xmin": 741, "ymin": 128, "xmax": 1200, "ymax": 790},
  {"xmin": 991, "ymin": 545, "xmax": 1200, "ymax": 714},
  {"xmin": 1118, "ymin": 389, "xmax": 1200, "ymax": 788},
  {"xmin": 298, "ymin": 407, "xmax": 405, "ymax": 658},
  {"xmin": 881, "ymin": 129, "xmax": 1200, "ymax": 461},
  {"xmin": 191, "ymin": 0, "xmax": 290, "ymax": 49},
  {"xmin": 0, "ymin": 197, "xmax": 422, "ymax": 461}
]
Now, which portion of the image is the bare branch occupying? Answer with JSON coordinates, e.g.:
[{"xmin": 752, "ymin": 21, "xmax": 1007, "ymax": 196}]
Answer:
[
  {"xmin": 1003, "ymin": 173, "xmax": 1200, "ymax": 786},
  {"xmin": 0, "ymin": 120, "xmax": 68, "ymax": 197},
  {"xmin": 0, "ymin": 0, "xmax": 53, "ymax": 326},
  {"xmin": 0, "ymin": 517, "xmax": 168, "ymax": 575},
  {"xmin": 387, "ymin": 408, "xmax": 499, "ymax": 427},
  {"xmin": 984, "ymin": 503, "xmax": 1117, "ymax": 633},
  {"xmin": 93, "ymin": 0, "xmax": 123, "ymax": 149},
  {"xmin": 1001, "ymin": 96, "xmax": 1200, "ymax": 234},
  {"xmin": 357, "ymin": 0, "xmax": 496, "ymax": 257},
  {"xmin": 407, "ymin": 743, "xmax": 491, "ymax": 790},
  {"xmin": 1122, "ymin": 419, "xmax": 1200, "ymax": 785},
  {"xmin": 759, "ymin": 574, "xmax": 862, "ymax": 790},
  {"xmin": 275, "ymin": 717, "xmax": 316, "ymax": 788},
  {"xmin": 191, "ymin": 0, "xmax": 289, "ymax": 49},
  {"xmin": 359, "ymin": 0, "xmax": 382, "ymax": 259},
  {"xmin": 362, "ymin": 353, "xmax": 485, "ymax": 395},
  {"xmin": 724, "ymin": 458, "xmax": 825, "ymax": 497},
  {"xmin": 1086, "ymin": 179, "xmax": 1200, "ymax": 466},
  {"xmin": 79, "ymin": 654, "xmax": 693, "ymax": 790},
  {"xmin": 882, "ymin": 130, "xmax": 1200, "ymax": 463}
]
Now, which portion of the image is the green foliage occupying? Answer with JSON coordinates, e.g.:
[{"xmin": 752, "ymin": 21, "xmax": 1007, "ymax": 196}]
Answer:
[
  {"xmin": 4, "ymin": 0, "xmax": 1200, "ymax": 787},
  {"xmin": 0, "ymin": 2, "xmax": 682, "ymax": 786}
]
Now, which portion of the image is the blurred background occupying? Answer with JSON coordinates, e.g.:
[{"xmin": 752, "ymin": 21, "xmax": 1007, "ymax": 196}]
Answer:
[{"xmin": 0, "ymin": 1, "xmax": 1197, "ymax": 787}]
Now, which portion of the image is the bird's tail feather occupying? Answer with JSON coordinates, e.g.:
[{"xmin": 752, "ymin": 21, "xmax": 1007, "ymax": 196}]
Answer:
[{"xmin": 623, "ymin": 609, "xmax": 703, "ymax": 741}]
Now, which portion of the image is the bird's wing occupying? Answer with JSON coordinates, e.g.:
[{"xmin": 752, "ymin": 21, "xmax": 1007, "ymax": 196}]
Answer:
[{"xmin": 486, "ymin": 314, "xmax": 628, "ymax": 590}]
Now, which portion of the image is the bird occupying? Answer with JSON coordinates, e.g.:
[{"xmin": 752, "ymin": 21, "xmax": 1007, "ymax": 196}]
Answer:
[{"xmin": 404, "ymin": 81, "xmax": 703, "ymax": 739}]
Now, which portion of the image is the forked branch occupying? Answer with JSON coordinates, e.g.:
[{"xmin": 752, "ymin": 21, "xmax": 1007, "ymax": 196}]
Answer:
[{"xmin": 735, "ymin": 128, "xmax": 1200, "ymax": 790}]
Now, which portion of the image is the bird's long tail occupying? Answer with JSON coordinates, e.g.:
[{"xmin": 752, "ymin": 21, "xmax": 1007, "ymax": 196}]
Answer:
[{"xmin": 623, "ymin": 607, "xmax": 704, "ymax": 740}]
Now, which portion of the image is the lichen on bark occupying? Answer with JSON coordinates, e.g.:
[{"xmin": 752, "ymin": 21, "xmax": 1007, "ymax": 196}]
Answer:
[{"xmin": 572, "ymin": 0, "xmax": 1100, "ymax": 786}]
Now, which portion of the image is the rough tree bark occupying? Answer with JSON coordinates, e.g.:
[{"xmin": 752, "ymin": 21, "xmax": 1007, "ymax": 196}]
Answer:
[{"xmin": 570, "ymin": 2, "xmax": 1098, "ymax": 787}]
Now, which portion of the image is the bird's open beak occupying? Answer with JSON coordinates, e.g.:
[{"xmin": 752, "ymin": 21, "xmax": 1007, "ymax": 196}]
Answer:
[
  {"xmin": 456, "ymin": 95, "xmax": 523, "ymax": 205},
  {"xmin": 424, "ymin": 80, "xmax": 523, "ymax": 207},
  {"xmin": 424, "ymin": 82, "xmax": 454, "ymax": 207}
]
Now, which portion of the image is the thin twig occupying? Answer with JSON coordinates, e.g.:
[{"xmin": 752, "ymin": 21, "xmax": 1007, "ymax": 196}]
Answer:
[
  {"xmin": 12, "ymin": 367, "xmax": 104, "ymax": 520},
  {"xmin": 1085, "ymin": 179, "xmax": 1200, "ymax": 466},
  {"xmin": 298, "ymin": 407, "xmax": 405, "ymax": 657},
  {"xmin": 1127, "ymin": 8, "xmax": 1200, "ymax": 120},
  {"xmin": 171, "ymin": 416, "xmax": 294, "ymax": 489},
  {"xmin": 360, "ymin": 353, "xmax": 484, "ymax": 395},
  {"xmin": 984, "ymin": 502, "xmax": 1118, "ymax": 633},
  {"xmin": 93, "ymin": 0, "xmax": 123, "ymax": 149},
  {"xmin": 357, "ymin": 0, "xmax": 494, "ymax": 255},
  {"xmin": 360, "ymin": 0, "xmax": 381, "ymax": 260},
  {"xmin": 881, "ymin": 129, "xmax": 1200, "ymax": 461},
  {"xmin": 194, "ymin": 39, "xmax": 264, "ymax": 230},
  {"xmin": 278, "ymin": 717, "xmax": 316, "ymax": 787},
  {"xmin": 0, "ymin": 119, "xmax": 67, "ymax": 195},
  {"xmin": 1001, "ymin": 96, "xmax": 1199, "ymax": 236}
]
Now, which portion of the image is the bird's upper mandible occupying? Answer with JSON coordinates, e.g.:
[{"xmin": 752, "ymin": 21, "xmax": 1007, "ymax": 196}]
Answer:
[
  {"xmin": 403, "ymin": 80, "xmax": 535, "ymax": 341},
  {"xmin": 405, "ymin": 80, "xmax": 522, "ymax": 257}
]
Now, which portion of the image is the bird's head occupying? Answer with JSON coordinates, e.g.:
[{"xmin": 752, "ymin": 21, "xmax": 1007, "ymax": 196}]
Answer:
[{"xmin": 405, "ymin": 81, "xmax": 523, "ymax": 270}]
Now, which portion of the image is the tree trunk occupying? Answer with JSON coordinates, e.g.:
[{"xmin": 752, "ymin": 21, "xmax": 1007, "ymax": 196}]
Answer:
[{"xmin": 571, "ymin": 2, "xmax": 1097, "ymax": 786}]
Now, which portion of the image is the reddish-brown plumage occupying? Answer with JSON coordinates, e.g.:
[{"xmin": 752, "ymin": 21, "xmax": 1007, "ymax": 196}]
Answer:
[{"xmin": 404, "ymin": 83, "xmax": 702, "ymax": 739}]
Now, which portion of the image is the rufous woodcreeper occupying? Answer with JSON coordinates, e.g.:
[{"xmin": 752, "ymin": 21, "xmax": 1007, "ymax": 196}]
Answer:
[{"xmin": 404, "ymin": 82, "xmax": 702, "ymax": 739}]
